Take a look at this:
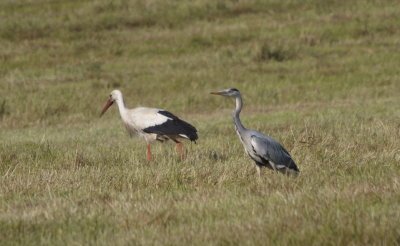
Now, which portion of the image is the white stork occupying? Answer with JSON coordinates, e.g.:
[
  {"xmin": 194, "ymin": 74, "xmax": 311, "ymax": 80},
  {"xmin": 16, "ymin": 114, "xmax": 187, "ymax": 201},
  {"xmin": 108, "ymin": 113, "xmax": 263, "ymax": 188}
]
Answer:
[{"xmin": 100, "ymin": 90, "xmax": 198, "ymax": 161}]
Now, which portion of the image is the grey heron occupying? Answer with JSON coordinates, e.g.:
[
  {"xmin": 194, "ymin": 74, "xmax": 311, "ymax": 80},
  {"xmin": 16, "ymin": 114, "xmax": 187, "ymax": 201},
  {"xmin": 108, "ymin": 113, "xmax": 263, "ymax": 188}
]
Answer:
[
  {"xmin": 100, "ymin": 90, "xmax": 198, "ymax": 161},
  {"xmin": 210, "ymin": 88, "xmax": 299, "ymax": 176}
]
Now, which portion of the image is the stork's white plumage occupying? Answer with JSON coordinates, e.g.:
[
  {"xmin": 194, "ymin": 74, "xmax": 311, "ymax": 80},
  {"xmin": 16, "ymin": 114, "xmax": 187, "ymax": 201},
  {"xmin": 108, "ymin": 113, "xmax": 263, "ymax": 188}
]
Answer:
[{"xmin": 100, "ymin": 90, "xmax": 198, "ymax": 160}]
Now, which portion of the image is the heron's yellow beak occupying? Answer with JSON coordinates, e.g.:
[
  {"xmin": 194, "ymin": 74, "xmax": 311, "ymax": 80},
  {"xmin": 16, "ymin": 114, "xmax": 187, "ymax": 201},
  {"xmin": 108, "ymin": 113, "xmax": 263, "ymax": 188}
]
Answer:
[{"xmin": 210, "ymin": 91, "xmax": 223, "ymax": 95}]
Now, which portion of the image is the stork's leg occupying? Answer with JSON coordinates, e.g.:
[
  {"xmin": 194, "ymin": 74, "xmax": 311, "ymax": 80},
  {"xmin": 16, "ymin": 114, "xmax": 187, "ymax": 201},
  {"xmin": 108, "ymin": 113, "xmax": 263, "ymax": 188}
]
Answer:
[
  {"xmin": 176, "ymin": 142, "xmax": 184, "ymax": 160},
  {"xmin": 146, "ymin": 144, "xmax": 152, "ymax": 161},
  {"xmin": 171, "ymin": 138, "xmax": 185, "ymax": 160}
]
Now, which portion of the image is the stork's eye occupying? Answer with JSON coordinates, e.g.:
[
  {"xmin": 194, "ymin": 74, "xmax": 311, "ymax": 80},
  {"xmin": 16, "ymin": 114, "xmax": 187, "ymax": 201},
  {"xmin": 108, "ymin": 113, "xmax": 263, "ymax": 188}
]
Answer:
[{"xmin": 109, "ymin": 94, "xmax": 112, "ymax": 98}]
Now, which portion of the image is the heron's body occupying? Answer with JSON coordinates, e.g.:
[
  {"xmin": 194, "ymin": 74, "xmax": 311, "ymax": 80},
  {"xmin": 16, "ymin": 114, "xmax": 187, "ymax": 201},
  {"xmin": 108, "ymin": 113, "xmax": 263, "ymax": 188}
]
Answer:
[
  {"xmin": 101, "ymin": 90, "xmax": 197, "ymax": 160},
  {"xmin": 236, "ymin": 128, "xmax": 299, "ymax": 173},
  {"xmin": 211, "ymin": 88, "xmax": 299, "ymax": 176}
]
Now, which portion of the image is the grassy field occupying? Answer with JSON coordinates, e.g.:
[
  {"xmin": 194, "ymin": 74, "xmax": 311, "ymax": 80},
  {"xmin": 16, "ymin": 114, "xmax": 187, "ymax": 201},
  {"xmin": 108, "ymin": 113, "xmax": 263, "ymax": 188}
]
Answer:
[{"xmin": 1, "ymin": 0, "xmax": 400, "ymax": 245}]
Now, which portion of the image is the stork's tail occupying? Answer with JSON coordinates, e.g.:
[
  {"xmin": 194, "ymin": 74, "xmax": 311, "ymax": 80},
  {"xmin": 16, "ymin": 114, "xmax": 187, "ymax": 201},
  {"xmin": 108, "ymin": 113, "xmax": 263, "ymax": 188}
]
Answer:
[{"xmin": 177, "ymin": 120, "xmax": 198, "ymax": 142}]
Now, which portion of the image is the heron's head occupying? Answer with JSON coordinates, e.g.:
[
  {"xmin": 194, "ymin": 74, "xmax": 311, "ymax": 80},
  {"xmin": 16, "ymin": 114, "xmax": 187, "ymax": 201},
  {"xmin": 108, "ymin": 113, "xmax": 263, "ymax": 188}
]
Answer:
[
  {"xmin": 100, "ymin": 90, "xmax": 122, "ymax": 117},
  {"xmin": 210, "ymin": 88, "xmax": 240, "ymax": 97}
]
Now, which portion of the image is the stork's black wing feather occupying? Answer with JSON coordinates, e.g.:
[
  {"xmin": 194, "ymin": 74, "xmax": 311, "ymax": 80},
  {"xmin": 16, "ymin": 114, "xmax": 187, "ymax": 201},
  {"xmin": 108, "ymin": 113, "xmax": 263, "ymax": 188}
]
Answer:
[{"xmin": 142, "ymin": 110, "xmax": 198, "ymax": 141}]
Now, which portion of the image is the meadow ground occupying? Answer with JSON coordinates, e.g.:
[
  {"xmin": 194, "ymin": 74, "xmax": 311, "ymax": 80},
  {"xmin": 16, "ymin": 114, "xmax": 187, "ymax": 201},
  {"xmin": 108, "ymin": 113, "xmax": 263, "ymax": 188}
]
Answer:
[{"xmin": 1, "ymin": 0, "xmax": 400, "ymax": 245}]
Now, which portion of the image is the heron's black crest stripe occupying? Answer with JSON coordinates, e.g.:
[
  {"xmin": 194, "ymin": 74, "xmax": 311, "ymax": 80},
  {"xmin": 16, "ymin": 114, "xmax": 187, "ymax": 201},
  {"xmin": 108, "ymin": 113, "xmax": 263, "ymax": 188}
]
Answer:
[
  {"xmin": 143, "ymin": 110, "xmax": 198, "ymax": 141},
  {"xmin": 230, "ymin": 88, "xmax": 239, "ymax": 92}
]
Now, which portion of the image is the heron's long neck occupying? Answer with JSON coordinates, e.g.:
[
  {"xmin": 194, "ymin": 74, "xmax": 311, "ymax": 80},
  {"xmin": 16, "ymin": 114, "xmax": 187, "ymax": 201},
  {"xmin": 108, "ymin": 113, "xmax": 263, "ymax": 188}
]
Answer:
[{"xmin": 232, "ymin": 96, "xmax": 245, "ymax": 132}]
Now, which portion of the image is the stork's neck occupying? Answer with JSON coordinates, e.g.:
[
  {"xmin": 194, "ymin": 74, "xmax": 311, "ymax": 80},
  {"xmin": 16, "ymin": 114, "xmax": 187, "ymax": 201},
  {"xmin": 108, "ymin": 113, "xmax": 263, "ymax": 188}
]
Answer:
[
  {"xmin": 114, "ymin": 95, "xmax": 127, "ymax": 119},
  {"xmin": 232, "ymin": 95, "xmax": 245, "ymax": 132}
]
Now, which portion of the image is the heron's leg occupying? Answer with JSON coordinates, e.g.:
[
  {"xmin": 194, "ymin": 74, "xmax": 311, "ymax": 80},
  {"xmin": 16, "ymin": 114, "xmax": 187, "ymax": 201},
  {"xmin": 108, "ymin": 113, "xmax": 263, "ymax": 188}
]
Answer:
[
  {"xmin": 146, "ymin": 144, "xmax": 152, "ymax": 161},
  {"xmin": 256, "ymin": 165, "xmax": 261, "ymax": 178}
]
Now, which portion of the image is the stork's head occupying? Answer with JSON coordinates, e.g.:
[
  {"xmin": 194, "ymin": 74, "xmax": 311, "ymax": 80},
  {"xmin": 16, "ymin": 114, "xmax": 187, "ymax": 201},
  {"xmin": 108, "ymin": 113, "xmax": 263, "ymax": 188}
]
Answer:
[
  {"xmin": 210, "ymin": 88, "xmax": 240, "ymax": 97},
  {"xmin": 100, "ymin": 90, "xmax": 123, "ymax": 117}
]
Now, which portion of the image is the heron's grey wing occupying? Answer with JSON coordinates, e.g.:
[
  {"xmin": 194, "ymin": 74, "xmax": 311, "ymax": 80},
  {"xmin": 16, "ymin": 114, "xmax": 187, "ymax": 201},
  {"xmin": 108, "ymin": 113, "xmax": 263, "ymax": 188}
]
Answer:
[{"xmin": 250, "ymin": 135, "xmax": 298, "ymax": 171}]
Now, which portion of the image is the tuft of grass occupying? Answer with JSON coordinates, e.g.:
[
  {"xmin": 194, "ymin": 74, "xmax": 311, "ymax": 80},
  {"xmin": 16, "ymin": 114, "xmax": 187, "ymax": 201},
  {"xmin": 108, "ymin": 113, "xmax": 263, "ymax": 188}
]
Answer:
[
  {"xmin": 257, "ymin": 43, "xmax": 296, "ymax": 62},
  {"xmin": 0, "ymin": 99, "xmax": 9, "ymax": 118}
]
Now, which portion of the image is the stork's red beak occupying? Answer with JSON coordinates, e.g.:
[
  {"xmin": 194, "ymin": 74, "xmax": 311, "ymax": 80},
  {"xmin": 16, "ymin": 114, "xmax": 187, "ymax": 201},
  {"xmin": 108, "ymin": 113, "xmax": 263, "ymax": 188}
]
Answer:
[{"xmin": 100, "ymin": 99, "xmax": 114, "ymax": 117}]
